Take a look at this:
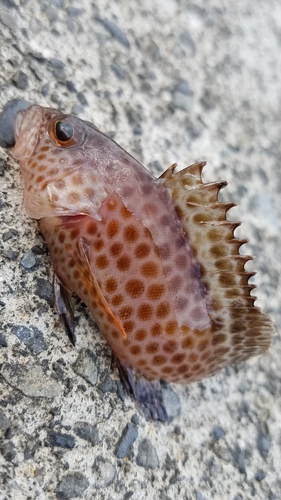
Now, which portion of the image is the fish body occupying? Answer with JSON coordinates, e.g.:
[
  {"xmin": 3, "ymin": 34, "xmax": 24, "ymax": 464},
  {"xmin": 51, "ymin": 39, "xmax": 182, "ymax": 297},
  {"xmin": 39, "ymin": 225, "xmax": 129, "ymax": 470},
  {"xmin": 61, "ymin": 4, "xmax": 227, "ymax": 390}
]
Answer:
[{"xmin": 11, "ymin": 104, "xmax": 274, "ymax": 418}]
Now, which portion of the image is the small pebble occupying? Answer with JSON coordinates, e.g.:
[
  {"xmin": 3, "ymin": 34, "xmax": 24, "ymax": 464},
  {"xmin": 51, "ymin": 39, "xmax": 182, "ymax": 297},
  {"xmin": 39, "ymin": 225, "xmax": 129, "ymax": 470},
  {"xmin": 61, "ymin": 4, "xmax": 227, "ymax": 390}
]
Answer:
[
  {"xmin": 0, "ymin": 409, "xmax": 10, "ymax": 431},
  {"xmin": 73, "ymin": 348, "xmax": 98, "ymax": 386},
  {"xmin": 71, "ymin": 104, "xmax": 84, "ymax": 115},
  {"xmin": 174, "ymin": 79, "xmax": 192, "ymax": 95},
  {"xmin": 77, "ymin": 92, "xmax": 88, "ymax": 105},
  {"xmin": 111, "ymin": 62, "xmax": 125, "ymax": 80},
  {"xmin": 73, "ymin": 421, "xmax": 100, "ymax": 445},
  {"xmin": 0, "ymin": 441, "xmax": 16, "ymax": 462},
  {"xmin": 255, "ymin": 470, "xmax": 266, "ymax": 481},
  {"xmin": 41, "ymin": 83, "xmax": 49, "ymax": 96},
  {"xmin": 47, "ymin": 431, "xmax": 75, "ymax": 449},
  {"xmin": 67, "ymin": 7, "xmax": 83, "ymax": 17},
  {"xmin": 35, "ymin": 278, "xmax": 53, "ymax": 305},
  {"xmin": 2, "ymin": 229, "xmax": 18, "ymax": 241},
  {"xmin": 257, "ymin": 430, "xmax": 271, "ymax": 458},
  {"xmin": 212, "ymin": 425, "xmax": 226, "ymax": 441},
  {"xmin": 133, "ymin": 124, "xmax": 142, "ymax": 135},
  {"xmin": 172, "ymin": 91, "xmax": 193, "ymax": 111},
  {"xmin": 66, "ymin": 80, "xmax": 77, "ymax": 93},
  {"xmin": 98, "ymin": 372, "xmax": 115, "ymax": 393},
  {"xmin": 1, "ymin": 362, "xmax": 63, "ymax": 398},
  {"xmin": 11, "ymin": 70, "xmax": 28, "ymax": 90},
  {"xmin": 0, "ymin": 157, "xmax": 6, "ymax": 176},
  {"xmin": 31, "ymin": 244, "xmax": 47, "ymax": 255},
  {"xmin": 196, "ymin": 492, "xmax": 207, "ymax": 500},
  {"xmin": 3, "ymin": 248, "xmax": 19, "ymax": 261},
  {"xmin": 131, "ymin": 414, "xmax": 139, "ymax": 425},
  {"xmin": 20, "ymin": 250, "xmax": 36, "ymax": 270},
  {"xmin": 92, "ymin": 456, "xmax": 117, "ymax": 489},
  {"xmin": 97, "ymin": 17, "xmax": 130, "ymax": 48},
  {"xmin": 0, "ymin": 333, "xmax": 7, "ymax": 347},
  {"xmin": 162, "ymin": 386, "xmax": 181, "ymax": 422},
  {"xmin": 116, "ymin": 423, "xmax": 138, "ymax": 459},
  {"xmin": 56, "ymin": 472, "xmax": 89, "ymax": 499},
  {"xmin": 136, "ymin": 439, "xmax": 159, "ymax": 469},
  {"xmin": 12, "ymin": 324, "xmax": 47, "ymax": 354}
]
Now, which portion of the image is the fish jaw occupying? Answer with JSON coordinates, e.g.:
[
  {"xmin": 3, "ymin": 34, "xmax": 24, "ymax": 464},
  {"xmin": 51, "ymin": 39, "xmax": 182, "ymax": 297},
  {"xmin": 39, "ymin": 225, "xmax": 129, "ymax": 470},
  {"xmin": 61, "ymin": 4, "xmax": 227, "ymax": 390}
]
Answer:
[{"xmin": 12, "ymin": 105, "xmax": 43, "ymax": 161}]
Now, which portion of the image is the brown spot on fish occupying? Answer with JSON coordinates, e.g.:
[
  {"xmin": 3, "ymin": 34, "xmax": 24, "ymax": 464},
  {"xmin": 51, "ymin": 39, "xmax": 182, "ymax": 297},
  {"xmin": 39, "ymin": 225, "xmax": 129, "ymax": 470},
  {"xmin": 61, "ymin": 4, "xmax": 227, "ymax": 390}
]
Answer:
[
  {"xmin": 119, "ymin": 306, "xmax": 133, "ymax": 320},
  {"xmin": 107, "ymin": 220, "xmax": 119, "ymax": 238},
  {"xmin": 120, "ymin": 205, "xmax": 132, "ymax": 219},
  {"xmin": 70, "ymin": 228, "xmax": 80, "ymax": 239},
  {"xmin": 117, "ymin": 255, "xmax": 131, "ymax": 271},
  {"xmin": 165, "ymin": 321, "xmax": 177, "ymax": 336},
  {"xmin": 110, "ymin": 242, "xmax": 123, "ymax": 256},
  {"xmin": 156, "ymin": 302, "xmax": 170, "ymax": 318},
  {"xmin": 141, "ymin": 261, "xmax": 158, "ymax": 278},
  {"xmin": 124, "ymin": 225, "xmax": 139, "ymax": 243},
  {"xmin": 105, "ymin": 277, "xmax": 118, "ymax": 294},
  {"xmin": 146, "ymin": 342, "xmax": 159, "ymax": 354},
  {"xmin": 182, "ymin": 336, "xmax": 194, "ymax": 349},
  {"xmin": 151, "ymin": 323, "xmax": 162, "ymax": 337},
  {"xmin": 72, "ymin": 173, "xmax": 83, "ymax": 185},
  {"xmin": 134, "ymin": 329, "xmax": 147, "ymax": 341},
  {"xmin": 94, "ymin": 239, "xmax": 104, "ymax": 251},
  {"xmin": 147, "ymin": 283, "xmax": 165, "ymax": 301},
  {"xmin": 137, "ymin": 303, "xmax": 153, "ymax": 321},
  {"xmin": 111, "ymin": 294, "xmax": 123, "ymax": 306},
  {"xmin": 86, "ymin": 222, "xmax": 96, "ymax": 235},
  {"xmin": 163, "ymin": 340, "xmax": 177, "ymax": 353},
  {"xmin": 130, "ymin": 345, "xmax": 141, "ymax": 356},
  {"xmin": 123, "ymin": 320, "xmax": 135, "ymax": 333},
  {"xmin": 135, "ymin": 243, "xmax": 150, "ymax": 259},
  {"xmin": 153, "ymin": 355, "xmax": 167, "ymax": 365},
  {"xmin": 125, "ymin": 279, "xmax": 145, "ymax": 298},
  {"xmin": 172, "ymin": 353, "xmax": 186, "ymax": 364},
  {"xmin": 68, "ymin": 191, "xmax": 80, "ymax": 204},
  {"xmin": 95, "ymin": 254, "xmax": 109, "ymax": 269},
  {"xmin": 58, "ymin": 232, "xmax": 66, "ymax": 244}
]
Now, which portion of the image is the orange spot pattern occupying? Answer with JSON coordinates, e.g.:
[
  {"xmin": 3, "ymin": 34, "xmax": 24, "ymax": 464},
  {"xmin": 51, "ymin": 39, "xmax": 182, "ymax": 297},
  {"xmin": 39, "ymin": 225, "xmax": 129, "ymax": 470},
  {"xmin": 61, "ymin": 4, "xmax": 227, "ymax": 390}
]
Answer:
[{"xmin": 40, "ymin": 191, "xmax": 215, "ymax": 383}]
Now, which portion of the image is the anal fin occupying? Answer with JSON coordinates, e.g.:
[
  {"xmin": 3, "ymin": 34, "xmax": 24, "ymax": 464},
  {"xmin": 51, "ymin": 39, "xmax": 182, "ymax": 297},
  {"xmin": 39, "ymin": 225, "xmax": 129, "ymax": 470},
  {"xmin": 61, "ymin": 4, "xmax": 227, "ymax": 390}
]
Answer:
[{"xmin": 112, "ymin": 355, "xmax": 168, "ymax": 422}]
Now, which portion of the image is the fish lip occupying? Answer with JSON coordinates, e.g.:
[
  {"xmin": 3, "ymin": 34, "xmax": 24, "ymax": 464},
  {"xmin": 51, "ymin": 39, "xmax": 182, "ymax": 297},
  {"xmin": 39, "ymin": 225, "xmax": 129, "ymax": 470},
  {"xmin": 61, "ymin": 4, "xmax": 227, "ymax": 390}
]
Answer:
[{"xmin": 12, "ymin": 104, "xmax": 43, "ymax": 160}]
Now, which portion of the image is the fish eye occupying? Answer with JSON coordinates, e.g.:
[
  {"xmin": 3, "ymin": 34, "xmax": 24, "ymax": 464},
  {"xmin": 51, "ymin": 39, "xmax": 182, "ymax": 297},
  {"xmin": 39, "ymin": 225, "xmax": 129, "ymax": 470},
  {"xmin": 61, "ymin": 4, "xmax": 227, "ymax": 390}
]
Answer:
[
  {"xmin": 49, "ymin": 116, "xmax": 85, "ymax": 148},
  {"xmin": 55, "ymin": 121, "xmax": 74, "ymax": 143}
]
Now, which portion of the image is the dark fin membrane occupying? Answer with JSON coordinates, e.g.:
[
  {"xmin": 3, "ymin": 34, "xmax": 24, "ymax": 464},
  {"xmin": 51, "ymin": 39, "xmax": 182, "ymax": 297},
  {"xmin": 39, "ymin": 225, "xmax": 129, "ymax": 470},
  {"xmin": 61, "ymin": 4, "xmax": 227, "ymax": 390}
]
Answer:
[
  {"xmin": 54, "ymin": 273, "xmax": 76, "ymax": 346},
  {"xmin": 160, "ymin": 162, "xmax": 274, "ymax": 370},
  {"xmin": 112, "ymin": 355, "xmax": 168, "ymax": 422}
]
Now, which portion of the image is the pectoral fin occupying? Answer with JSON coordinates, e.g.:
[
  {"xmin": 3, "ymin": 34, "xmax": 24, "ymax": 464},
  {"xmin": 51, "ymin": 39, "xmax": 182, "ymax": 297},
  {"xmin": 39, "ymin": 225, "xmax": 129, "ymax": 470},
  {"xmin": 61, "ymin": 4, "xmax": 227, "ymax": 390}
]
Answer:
[
  {"xmin": 78, "ymin": 239, "xmax": 127, "ymax": 339},
  {"xmin": 54, "ymin": 273, "xmax": 76, "ymax": 346}
]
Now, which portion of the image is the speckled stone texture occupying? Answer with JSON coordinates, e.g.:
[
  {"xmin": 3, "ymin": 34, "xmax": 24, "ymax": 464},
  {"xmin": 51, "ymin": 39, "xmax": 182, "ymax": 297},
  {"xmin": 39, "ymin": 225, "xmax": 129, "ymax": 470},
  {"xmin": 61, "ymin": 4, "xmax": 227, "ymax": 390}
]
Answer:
[{"xmin": 0, "ymin": 1, "xmax": 280, "ymax": 499}]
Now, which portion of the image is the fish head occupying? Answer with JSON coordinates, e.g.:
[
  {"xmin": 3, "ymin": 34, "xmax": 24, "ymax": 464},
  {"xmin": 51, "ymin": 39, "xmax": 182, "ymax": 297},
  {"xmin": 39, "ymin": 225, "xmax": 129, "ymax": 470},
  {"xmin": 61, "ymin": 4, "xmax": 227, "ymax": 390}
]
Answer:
[{"xmin": 12, "ymin": 104, "xmax": 107, "ymax": 219}]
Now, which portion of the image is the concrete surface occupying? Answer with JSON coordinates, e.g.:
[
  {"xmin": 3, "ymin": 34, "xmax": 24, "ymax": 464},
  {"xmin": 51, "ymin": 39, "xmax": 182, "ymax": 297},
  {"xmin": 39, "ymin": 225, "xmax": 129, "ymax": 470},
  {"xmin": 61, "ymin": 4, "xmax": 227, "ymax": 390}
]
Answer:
[{"xmin": 0, "ymin": 1, "xmax": 280, "ymax": 499}]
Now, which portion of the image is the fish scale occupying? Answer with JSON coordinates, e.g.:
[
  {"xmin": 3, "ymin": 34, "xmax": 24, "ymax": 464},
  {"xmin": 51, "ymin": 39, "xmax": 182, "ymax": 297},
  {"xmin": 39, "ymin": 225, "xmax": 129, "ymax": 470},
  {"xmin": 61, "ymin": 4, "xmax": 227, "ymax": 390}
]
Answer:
[{"xmin": 10, "ymin": 104, "xmax": 274, "ymax": 420}]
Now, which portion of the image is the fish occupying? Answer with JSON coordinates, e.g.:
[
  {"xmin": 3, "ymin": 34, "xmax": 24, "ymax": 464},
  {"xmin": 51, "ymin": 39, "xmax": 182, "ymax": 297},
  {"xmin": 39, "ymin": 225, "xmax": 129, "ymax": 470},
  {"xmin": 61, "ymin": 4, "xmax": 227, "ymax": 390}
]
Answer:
[{"xmin": 10, "ymin": 104, "xmax": 274, "ymax": 421}]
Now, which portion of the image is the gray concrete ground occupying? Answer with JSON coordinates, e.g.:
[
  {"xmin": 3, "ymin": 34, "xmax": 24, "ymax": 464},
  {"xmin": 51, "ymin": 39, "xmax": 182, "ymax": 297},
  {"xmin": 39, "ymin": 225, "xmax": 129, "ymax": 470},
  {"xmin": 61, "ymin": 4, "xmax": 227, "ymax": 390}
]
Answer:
[{"xmin": 0, "ymin": 1, "xmax": 281, "ymax": 499}]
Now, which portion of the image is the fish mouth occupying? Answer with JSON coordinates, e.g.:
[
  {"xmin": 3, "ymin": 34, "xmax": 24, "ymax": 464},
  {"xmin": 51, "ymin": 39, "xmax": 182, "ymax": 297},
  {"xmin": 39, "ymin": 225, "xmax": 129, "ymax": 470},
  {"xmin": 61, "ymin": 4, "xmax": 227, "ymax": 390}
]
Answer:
[{"xmin": 12, "ymin": 104, "xmax": 43, "ymax": 161}]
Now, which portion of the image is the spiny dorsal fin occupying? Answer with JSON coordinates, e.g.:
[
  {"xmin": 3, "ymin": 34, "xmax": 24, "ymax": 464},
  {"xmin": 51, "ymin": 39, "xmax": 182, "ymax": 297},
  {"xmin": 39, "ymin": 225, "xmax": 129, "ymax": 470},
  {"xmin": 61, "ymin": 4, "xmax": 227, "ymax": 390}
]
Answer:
[{"xmin": 161, "ymin": 161, "xmax": 273, "ymax": 367}]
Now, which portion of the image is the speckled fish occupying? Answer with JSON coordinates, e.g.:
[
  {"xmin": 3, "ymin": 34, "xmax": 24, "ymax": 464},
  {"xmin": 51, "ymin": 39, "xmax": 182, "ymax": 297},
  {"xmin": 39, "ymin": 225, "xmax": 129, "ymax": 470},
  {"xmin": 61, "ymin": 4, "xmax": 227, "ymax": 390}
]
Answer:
[{"xmin": 10, "ymin": 104, "xmax": 274, "ymax": 420}]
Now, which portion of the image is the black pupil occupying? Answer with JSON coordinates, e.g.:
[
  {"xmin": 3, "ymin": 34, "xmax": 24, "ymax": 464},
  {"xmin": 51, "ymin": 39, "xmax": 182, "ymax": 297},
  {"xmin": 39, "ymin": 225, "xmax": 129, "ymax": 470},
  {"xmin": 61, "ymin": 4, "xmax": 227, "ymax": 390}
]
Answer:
[{"xmin": 55, "ymin": 121, "xmax": 73, "ymax": 142}]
